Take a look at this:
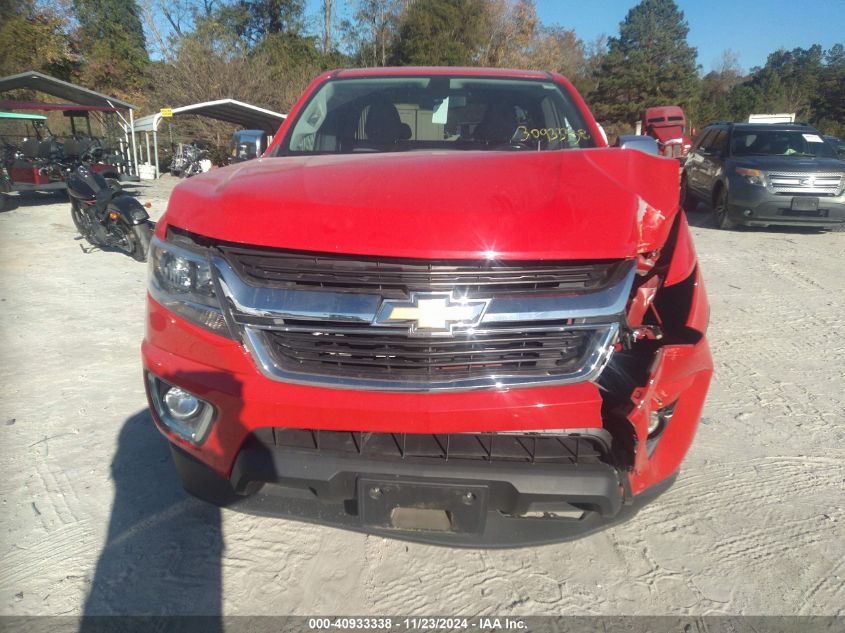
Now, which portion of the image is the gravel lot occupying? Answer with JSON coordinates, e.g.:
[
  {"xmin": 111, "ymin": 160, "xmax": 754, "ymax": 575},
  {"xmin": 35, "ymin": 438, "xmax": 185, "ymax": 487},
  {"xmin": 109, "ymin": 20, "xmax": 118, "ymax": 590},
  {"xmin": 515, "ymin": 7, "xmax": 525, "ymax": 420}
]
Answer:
[{"xmin": 1, "ymin": 175, "xmax": 843, "ymax": 617}]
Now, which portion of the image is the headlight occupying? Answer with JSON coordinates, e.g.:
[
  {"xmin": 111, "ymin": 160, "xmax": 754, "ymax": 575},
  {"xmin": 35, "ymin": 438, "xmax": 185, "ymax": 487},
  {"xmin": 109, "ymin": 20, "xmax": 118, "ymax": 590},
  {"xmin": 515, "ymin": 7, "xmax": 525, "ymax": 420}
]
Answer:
[
  {"xmin": 148, "ymin": 235, "xmax": 230, "ymax": 336},
  {"xmin": 735, "ymin": 167, "xmax": 765, "ymax": 186}
]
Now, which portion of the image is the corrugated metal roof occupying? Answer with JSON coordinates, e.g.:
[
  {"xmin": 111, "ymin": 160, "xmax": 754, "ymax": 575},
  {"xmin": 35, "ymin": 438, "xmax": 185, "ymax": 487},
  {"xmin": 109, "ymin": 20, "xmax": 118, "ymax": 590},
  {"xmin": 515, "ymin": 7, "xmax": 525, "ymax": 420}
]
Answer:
[
  {"xmin": 134, "ymin": 99, "xmax": 286, "ymax": 134},
  {"xmin": 0, "ymin": 71, "xmax": 136, "ymax": 110}
]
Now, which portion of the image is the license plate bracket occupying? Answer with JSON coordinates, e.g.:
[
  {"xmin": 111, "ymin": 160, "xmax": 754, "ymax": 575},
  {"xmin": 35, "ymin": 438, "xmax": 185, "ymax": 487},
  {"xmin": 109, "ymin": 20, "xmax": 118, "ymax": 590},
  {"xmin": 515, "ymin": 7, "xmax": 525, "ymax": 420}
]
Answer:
[
  {"xmin": 358, "ymin": 478, "xmax": 488, "ymax": 534},
  {"xmin": 791, "ymin": 196, "xmax": 819, "ymax": 211}
]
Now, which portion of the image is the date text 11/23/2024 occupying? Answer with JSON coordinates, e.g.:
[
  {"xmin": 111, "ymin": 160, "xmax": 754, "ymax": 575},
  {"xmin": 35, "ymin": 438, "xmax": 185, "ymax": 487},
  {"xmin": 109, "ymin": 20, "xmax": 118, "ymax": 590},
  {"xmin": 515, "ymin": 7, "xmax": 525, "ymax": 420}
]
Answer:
[{"xmin": 308, "ymin": 617, "xmax": 528, "ymax": 630}]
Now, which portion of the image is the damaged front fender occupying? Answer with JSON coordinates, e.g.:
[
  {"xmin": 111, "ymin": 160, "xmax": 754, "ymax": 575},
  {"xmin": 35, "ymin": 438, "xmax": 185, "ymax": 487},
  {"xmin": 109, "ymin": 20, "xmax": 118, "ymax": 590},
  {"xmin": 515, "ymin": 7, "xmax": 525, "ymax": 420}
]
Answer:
[
  {"xmin": 627, "ymin": 339, "xmax": 713, "ymax": 495},
  {"xmin": 599, "ymin": 201, "xmax": 713, "ymax": 495}
]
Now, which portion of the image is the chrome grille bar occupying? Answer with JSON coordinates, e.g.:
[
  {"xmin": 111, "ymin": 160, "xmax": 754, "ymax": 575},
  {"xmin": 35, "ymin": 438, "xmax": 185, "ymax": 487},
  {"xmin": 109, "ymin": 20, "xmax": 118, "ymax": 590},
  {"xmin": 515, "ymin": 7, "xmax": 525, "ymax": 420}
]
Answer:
[
  {"xmin": 211, "ymin": 251, "xmax": 632, "ymax": 391},
  {"xmin": 242, "ymin": 323, "xmax": 619, "ymax": 392},
  {"xmin": 768, "ymin": 171, "xmax": 843, "ymax": 195},
  {"xmin": 214, "ymin": 256, "xmax": 635, "ymax": 327}
]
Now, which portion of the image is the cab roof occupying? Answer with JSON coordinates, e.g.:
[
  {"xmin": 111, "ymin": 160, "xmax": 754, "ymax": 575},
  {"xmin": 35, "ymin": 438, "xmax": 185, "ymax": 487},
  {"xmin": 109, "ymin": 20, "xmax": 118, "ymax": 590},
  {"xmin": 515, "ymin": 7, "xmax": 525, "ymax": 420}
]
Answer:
[
  {"xmin": 332, "ymin": 67, "xmax": 552, "ymax": 79},
  {"xmin": 707, "ymin": 122, "xmax": 818, "ymax": 133}
]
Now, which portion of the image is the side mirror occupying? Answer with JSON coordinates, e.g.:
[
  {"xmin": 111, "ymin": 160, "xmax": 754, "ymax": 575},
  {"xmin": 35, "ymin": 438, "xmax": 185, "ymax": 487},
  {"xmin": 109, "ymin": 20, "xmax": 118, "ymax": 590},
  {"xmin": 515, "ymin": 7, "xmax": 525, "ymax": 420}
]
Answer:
[{"xmin": 615, "ymin": 135, "xmax": 659, "ymax": 155}]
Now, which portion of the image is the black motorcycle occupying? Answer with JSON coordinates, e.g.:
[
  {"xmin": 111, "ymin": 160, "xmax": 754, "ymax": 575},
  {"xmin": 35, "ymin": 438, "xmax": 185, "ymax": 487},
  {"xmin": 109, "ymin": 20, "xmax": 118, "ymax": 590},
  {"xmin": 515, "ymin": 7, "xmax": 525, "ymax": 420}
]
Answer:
[{"xmin": 66, "ymin": 165, "xmax": 153, "ymax": 262}]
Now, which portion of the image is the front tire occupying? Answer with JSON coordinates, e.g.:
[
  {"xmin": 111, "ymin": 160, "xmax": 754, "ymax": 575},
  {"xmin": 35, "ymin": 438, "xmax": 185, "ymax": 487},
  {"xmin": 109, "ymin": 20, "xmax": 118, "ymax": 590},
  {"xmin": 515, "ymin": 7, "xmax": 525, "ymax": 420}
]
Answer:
[
  {"xmin": 133, "ymin": 221, "xmax": 152, "ymax": 261},
  {"xmin": 713, "ymin": 187, "xmax": 737, "ymax": 230},
  {"xmin": 109, "ymin": 215, "xmax": 152, "ymax": 261},
  {"xmin": 70, "ymin": 198, "xmax": 102, "ymax": 246}
]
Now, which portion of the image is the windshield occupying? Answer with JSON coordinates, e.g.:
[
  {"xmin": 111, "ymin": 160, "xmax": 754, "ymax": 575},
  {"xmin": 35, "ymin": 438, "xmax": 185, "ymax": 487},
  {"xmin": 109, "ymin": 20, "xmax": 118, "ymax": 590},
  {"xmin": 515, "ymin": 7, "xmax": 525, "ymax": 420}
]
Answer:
[
  {"xmin": 731, "ymin": 130, "xmax": 838, "ymax": 158},
  {"xmin": 280, "ymin": 75, "xmax": 595, "ymax": 155}
]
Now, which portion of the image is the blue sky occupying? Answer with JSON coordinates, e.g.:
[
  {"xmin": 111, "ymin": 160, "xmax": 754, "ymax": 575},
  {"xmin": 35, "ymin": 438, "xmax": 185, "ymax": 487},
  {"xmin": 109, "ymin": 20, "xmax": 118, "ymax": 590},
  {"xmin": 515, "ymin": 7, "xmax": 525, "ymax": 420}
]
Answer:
[
  {"xmin": 533, "ymin": 0, "xmax": 845, "ymax": 72},
  {"xmin": 306, "ymin": 0, "xmax": 845, "ymax": 73}
]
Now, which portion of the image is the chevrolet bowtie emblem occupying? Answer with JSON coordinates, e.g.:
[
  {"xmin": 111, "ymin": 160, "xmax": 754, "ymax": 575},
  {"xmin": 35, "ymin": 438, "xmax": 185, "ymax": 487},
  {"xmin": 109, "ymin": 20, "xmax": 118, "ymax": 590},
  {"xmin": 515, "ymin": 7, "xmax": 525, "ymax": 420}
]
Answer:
[{"xmin": 375, "ymin": 293, "xmax": 490, "ymax": 336}]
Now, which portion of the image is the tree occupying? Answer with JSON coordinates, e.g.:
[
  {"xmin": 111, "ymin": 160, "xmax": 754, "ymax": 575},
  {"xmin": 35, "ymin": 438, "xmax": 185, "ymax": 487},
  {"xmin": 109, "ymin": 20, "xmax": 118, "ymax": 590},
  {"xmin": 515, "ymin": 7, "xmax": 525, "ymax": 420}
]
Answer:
[
  {"xmin": 521, "ymin": 26, "xmax": 584, "ymax": 77},
  {"xmin": 813, "ymin": 44, "xmax": 845, "ymax": 136},
  {"xmin": 216, "ymin": 0, "xmax": 305, "ymax": 46},
  {"xmin": 476, "ymin": 0, "xmax": 537, "ymax": 67},
  {"xmin": 593, "ymin": 0, "xmax": 699, "ymax": 126},
  {"xmin": 743, "ymin": 46, "xmax": 823, "ymax": 119},
  {"xmin": 341, "ymin": 0, "xmax": 404, "ymax": 67},
  {"xmin": 73, "ymin": 0, "xmax": 149, "ymax": 96},
  {"xmin": 720, "ymin": 44, "xmax": 844, "ymax": 136},
  {"xmin": 692, "ymin": 49, "xmax": 744, "ymax": 126},
  {"xmin": 0, "ymin": 0, "xmax": 79, "ymax": 78},
  {"xmin": 389, "ymin": 0, "xmax": 487, "ymax": 66},
  {"xmin": 577, "ymin": 34, "xmax": 607, "ymax": 98}
]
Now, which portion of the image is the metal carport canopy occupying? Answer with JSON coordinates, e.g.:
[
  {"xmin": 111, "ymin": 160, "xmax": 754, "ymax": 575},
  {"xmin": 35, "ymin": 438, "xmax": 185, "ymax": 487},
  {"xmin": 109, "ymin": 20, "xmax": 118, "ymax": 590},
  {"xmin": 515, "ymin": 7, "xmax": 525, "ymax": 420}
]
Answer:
[
  {"xmin": 132, "ymin": 99, "xmax": 286, "ymax": 178},
  {"xmin": 0, "ymin": 71, "xmax": 135, "ymax": 110},
  {"xmin": 0, "ymin": 70, "xmax": 139, "ymax": 176},
  {"xmin": 133, "ymin": 99, "xmax": 286, "ymax": 135}
]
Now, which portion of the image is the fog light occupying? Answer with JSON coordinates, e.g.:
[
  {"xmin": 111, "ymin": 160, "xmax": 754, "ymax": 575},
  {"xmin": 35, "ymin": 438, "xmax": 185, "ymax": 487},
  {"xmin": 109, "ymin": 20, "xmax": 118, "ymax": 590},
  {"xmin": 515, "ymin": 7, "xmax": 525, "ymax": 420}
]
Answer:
[
  {"xmin": 164, "ymin": 387, "xmax": 200, "ymax": 420},
  {"xmin": 147, "ymin": 374, "xmax": 215, "ymax": 445},
  {"xmin": 743, "ymin": 209, "xmax": 753, "ymax": 217}
]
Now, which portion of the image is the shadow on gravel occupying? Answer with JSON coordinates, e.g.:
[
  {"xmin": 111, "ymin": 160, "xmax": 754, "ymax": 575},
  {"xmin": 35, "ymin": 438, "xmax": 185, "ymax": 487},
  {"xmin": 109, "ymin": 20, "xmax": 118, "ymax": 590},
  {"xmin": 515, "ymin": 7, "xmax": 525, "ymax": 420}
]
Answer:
[
  {"xmin": 0, "ymin": 191, "xmax": 68, "ymax": 211},
  {"xmin": 81, "ymin": 409, "xmax": 224, "ymax": 629}
]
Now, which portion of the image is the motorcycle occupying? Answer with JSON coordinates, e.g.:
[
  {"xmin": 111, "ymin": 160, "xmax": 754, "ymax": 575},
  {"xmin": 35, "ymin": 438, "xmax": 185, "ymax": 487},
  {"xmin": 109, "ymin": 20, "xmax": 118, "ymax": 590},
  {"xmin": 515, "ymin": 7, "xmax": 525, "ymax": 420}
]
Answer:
[
  {"xmin": 169, "ymin": 142, "xmax": 211, "ymax": 178},
  {"xmin": 66, "ymin": 165, "xmax": 153, "ymax": 262}
]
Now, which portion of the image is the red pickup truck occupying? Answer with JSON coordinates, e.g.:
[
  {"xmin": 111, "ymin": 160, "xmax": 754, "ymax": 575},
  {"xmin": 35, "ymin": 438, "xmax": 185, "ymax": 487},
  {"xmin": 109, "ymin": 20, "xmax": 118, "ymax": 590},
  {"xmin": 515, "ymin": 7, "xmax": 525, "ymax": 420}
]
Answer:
[{"xmin": 143, "ymin": 67, "xmax": 713, "ymax": 545}]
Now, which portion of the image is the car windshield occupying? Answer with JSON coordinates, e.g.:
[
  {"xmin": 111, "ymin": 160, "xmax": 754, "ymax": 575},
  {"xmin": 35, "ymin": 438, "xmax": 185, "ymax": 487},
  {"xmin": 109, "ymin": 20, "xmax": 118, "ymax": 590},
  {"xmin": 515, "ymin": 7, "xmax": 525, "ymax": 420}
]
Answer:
[
  {"xmin": 280, "ymin": 75, "xmax": 595, "ymax": 155},
  {"xmin": 731, "ymin": 129, "xmax": 838, "ymax": 158}
]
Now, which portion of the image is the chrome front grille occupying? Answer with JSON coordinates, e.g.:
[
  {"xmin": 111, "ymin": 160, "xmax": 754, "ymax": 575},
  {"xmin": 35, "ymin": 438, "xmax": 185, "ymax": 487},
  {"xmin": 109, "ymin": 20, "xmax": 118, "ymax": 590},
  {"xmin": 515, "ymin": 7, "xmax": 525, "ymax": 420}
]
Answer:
[
  {"xmin": 220, "ymin": 246, "xmax": 629, "ymax": 299},
  {"xmin": 211, "ymin": 246, "xmax": 633, "ymax": 392},
  {"xmin": 260, "ymin": 321, "xmax": 604, "ymax": 381},
  {"xmin": 768, "ymin": 172, "xmax": 843, "ymax": 196}
]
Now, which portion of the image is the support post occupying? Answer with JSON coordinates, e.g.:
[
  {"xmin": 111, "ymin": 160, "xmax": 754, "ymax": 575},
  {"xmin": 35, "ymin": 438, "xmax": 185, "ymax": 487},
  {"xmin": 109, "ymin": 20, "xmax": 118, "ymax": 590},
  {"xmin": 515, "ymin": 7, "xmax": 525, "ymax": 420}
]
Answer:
[
  {"xmin": 153, "ymin": 130, "xmax": 160, "ymax": 178},
  {"xmin": 129, "ymin": 109, "xmax": 139, "ymax": 177}
]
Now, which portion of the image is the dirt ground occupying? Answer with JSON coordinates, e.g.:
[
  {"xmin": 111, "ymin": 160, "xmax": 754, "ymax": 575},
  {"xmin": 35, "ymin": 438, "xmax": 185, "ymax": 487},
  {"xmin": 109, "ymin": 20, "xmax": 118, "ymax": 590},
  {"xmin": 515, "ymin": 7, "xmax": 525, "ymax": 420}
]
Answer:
[{"xmin": 0, "ymin": 175, "xmax": 843, "ymax": 617}]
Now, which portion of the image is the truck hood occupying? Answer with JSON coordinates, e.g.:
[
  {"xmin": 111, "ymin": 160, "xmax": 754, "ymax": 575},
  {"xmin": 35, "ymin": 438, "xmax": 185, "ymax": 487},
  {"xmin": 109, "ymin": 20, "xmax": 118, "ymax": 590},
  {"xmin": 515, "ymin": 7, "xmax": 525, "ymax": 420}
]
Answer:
[
  {"xmin": 650, "ymin": 125, "xmax": 685, "ymax": 143},
  {"xmin": 163, "ymin": 149, "xmax": 680, "ymax": 260}
]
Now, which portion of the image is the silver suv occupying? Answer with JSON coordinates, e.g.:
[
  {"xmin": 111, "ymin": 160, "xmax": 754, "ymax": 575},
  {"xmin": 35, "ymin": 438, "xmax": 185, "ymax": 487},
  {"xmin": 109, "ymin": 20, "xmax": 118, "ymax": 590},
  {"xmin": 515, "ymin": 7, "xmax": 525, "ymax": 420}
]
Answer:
[{"xmin": 681, "ymin": 123, "xmax": 845, "ymax": 229}]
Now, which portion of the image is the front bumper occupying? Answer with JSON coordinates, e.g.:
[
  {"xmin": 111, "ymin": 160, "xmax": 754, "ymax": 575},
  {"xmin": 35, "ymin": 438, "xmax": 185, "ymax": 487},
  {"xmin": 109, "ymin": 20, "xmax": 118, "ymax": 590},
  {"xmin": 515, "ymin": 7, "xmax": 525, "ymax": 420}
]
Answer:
[
  {"xmin": 144, "ymin": 288, "xmax": 712, "ymax": 543},
  {"xmin": 727, "ymin": 179, "xmax": 845, "ymax": 227},
  {"xmin": 171, "ymin": 439, "xmax": 679, "ymax": 547}
]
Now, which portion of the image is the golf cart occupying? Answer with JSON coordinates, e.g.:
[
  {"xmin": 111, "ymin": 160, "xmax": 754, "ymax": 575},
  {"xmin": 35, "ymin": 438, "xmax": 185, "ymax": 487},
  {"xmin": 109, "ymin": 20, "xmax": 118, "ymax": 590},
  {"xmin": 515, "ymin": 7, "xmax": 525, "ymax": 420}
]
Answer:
[{"xmin": 1, "ymin": 109, "xmax": 125, "ymax": 204}]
